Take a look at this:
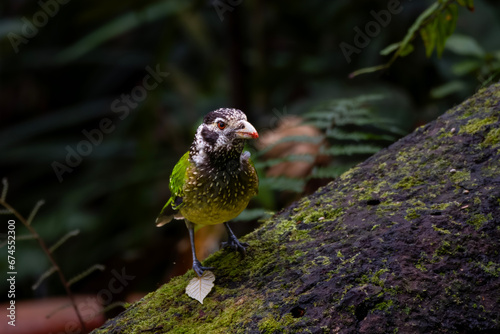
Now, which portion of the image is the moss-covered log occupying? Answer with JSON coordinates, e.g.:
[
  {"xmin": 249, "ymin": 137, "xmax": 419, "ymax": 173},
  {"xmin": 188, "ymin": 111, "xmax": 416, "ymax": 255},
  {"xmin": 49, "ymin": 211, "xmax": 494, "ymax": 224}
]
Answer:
[{"xmin": 93, "ymin": 83, "xmax": 500, "ymax": 333}]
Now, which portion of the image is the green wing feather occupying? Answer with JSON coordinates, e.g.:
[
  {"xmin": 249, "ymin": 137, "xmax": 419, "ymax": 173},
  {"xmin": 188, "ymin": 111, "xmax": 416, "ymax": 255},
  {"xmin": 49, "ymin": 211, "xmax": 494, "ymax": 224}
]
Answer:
[{"xmin": 155, "ymin": 152, "xmax": 190, "ymax": 227}]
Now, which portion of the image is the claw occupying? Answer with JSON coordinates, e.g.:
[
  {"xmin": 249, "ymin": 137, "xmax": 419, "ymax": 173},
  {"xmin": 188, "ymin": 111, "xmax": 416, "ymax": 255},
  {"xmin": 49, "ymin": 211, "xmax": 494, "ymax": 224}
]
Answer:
[
  {"xmin": 221, "ymin": 239, "xmax": 248, "ymax": 256},
  {"xmin": 222, "ymin": 222, "xmax": 249, "ymax": 256},
  {"xmin": 193, "ymin": 259, "xmax": 214, "ymax": 277}
]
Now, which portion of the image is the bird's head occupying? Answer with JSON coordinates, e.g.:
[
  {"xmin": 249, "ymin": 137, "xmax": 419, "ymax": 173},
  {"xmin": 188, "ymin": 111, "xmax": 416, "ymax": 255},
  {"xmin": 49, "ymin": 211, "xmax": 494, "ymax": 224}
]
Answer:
[{"xmin": 190, "ymin": 108, "xmax": 258, "ymax": 166}]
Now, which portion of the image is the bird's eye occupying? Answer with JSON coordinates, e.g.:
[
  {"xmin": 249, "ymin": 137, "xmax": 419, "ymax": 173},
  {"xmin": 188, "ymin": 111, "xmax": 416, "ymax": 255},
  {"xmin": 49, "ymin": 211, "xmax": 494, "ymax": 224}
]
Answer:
[{"xmin": 217, "ymin": 121, "xmax": 226, "ymax": 130}]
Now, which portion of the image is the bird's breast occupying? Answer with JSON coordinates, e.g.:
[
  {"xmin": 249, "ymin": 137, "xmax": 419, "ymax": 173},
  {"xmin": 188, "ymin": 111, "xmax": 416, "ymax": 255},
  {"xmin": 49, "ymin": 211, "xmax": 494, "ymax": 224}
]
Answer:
[{"xmin": 180, "ymin": 161, "xmax": 258, "ymax": 225}]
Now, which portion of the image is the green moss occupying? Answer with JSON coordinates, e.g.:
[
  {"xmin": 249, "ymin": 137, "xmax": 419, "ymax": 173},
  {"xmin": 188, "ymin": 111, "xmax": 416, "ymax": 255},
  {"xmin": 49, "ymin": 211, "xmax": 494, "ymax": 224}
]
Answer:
[
  {"xmin": 482, "ymin": 127, "xmax": 500, "ymax": 147},
  {"xmin": 416, "ymin": 263, "xmax": 428, "ymax": 272},
  {"xmin": 432, "ymin": 224, "xmax": 451, "ymax": 235},
  {"xmin": 437, "ymin": 127, "xmax": 453, "ymax": 139},
  {"xmin": 339, "ymin": 167, "xmax": 359, "ymax": 182},
  {"xmin": 466, "ymin": 213, "xmax": 491, "ymax": 230},
  {"xmin": 94, "ymin": 83, "xmax": 500, "ymax": 334},
  {"xmin": 373, "ymin": 299, "xmax": 394, "ymax": 312},
  {"xmin": 405, "ymin": 208, "xmax": 421, "ymax": 221},
  {"xmin": 101, "ymin": 275, "xmax": 272, "ymax": 334},
  {"xmin": 258, "ymin": 313, "xmax": 300, "ymax": 333},
  {"xmin": 459, "ymin": 116, "xmax": 498, "ymax": 135},
  {"xmin": 449, "ymin": 170, "xmax": 471, "ymax": 184},
  {"xmin": 394, "ymin": 175, "xmax": 424, "ymax": 190},
  {"xmin": 477, "ymin": 261, "xmax": 500, "ymax": 278},
  {"xmin": 435, "ymin": 240, "xmax": 452, "ymax": 256},
  {"xmin": 313, "ymin": 255, "xmax": 332, "ymax": 266},
  {"xmin": 371, "ymin": 268, "xmax": 389, "ymax": 287},
  {"xmin": 430, "ymin": 202, "xmax": 459, "ymax": 211}
]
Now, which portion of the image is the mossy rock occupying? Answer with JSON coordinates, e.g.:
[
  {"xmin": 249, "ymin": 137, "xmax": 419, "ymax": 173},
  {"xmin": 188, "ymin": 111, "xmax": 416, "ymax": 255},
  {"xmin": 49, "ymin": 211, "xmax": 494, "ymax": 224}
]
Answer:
[{"xmin": 93, "ymin": 83, "xmax": 500, "ymax": 334}]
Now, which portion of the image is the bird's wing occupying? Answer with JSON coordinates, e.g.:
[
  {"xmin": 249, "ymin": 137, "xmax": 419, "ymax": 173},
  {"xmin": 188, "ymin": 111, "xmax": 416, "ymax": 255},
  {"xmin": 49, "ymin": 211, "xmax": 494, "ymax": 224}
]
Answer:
[
  {"xmin": 156, "ymin": 152, "xmax": 190, "ymax": 227},
  {"xmin": 242, "ymin": 151, "xmax": 259, "ymax": 195}
]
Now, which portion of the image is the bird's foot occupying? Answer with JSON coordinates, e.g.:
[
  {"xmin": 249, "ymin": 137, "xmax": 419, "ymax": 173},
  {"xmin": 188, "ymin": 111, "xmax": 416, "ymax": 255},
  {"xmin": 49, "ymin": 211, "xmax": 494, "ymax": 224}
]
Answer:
[
  {"xmin": 192, "ymin": 259, "xmax": 214, "ymax": 277},
  {"xmin": 221, "ymin": 236, "xmax": 249, "ymax": 257}
]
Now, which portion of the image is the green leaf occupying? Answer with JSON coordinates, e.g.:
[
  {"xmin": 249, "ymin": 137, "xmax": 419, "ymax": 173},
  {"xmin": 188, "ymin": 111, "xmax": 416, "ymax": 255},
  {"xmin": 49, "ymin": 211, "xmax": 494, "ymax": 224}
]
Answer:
[
  {"xmin": 452, "ymin": 60, "xmax": 481, "ymax": 76},
  {"xmin": 401, "ymin": 1, "xmax": 440, "ymax": 57},
  {"xmin": 430, "ymin": 81, "xmax": 466, "ymax": 99},
  {"xmin": 445, "ymin": 34, "xmax": 485, "ymax": 58},
  {"xmin": 466, "ymin": 0, "xmax": 475, "ymax": 11},
  {"xmin": 399, "ymin": 43, "xmax": 415, "ymax": 57},
  {"xmin": 457, "ymin": 0, "xmax": 475, "ymax": 11},
  {"xmin": 350, "ymin": 1, "xmax": 440, "ymax": 77},
  {"xmin": 436, "ymin": 6, "xmax": 458, "ymax": 58},
  {"xmin": 420, "ymin": 21, "xmax": 437, "ymax": 58},
  {"xmin": 435, "ymin": 15, "xmax": 446, "ymax": 58}
]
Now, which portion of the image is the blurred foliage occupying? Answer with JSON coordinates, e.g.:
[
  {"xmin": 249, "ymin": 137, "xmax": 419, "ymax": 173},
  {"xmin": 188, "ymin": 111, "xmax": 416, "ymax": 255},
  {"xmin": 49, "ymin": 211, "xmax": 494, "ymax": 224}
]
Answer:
[
  {"xmin": 0, "ymin": 0, "xmax": 499, "ymax": 310},
  {"xmin": 252, "ymin": 94, "xmax": 410, "ymax": 212},
  {"xmin": 351, "ymin": 0, "xmax": 476, "ymax": 77},
  {"xmin": 431, "ymin": 34, "xmax": 500, "ymax": 97}
]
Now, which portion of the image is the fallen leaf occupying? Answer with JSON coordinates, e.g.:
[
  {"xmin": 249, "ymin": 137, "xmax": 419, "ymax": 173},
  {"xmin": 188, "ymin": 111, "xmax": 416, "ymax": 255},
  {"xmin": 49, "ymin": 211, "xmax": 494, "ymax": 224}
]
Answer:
[{"xmin": 185, "ymin": 271, "xmax": 215, "ymax": 304}]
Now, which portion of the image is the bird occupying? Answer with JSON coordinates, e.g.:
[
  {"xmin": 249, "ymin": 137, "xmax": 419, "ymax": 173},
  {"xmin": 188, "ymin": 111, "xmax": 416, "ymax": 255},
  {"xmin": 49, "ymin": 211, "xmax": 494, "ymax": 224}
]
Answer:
[{"xmin": 156, "ymin": 108, "xmax": 259, "ymax": 277}]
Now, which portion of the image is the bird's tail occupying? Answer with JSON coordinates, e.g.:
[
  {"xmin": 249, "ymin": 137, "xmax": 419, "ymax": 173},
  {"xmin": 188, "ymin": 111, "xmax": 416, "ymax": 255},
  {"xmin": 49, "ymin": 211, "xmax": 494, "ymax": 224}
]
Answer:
[{"xmin": 155, "ymin": 197, "xmax": 183, "ymax": 227}]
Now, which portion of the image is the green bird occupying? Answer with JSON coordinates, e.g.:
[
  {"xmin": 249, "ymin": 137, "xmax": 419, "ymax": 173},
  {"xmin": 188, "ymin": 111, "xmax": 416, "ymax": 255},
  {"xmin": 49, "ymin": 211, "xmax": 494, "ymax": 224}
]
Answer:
[{"xmin": 156, "ymin": 108, "xmax": 259, "ymax": 277}]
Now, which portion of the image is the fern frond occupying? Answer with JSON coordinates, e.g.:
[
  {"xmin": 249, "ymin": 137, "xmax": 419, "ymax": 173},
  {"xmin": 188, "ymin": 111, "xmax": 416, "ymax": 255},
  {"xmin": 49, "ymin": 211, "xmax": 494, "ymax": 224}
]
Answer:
[
  {"xmin": 254, "ymin": 154, "xmax": 316, "ymax": 169},
  {"xmin": 325, "ymin": 128, "xmax": 397, "ymax": 142},
  {"xmin": 321, "ymin": 145, "xmax": 384, "ymax": 156},
  {"xmin": 256, "ymin": 135, "xmax": 323, "ymax": 157},
  {"xmin": 311, "ymin": 165, "xmax": 352, "ymax": 179},
  {"xmin": 259, "ymin": 176, "xmax": 305, "ymax": 193}
]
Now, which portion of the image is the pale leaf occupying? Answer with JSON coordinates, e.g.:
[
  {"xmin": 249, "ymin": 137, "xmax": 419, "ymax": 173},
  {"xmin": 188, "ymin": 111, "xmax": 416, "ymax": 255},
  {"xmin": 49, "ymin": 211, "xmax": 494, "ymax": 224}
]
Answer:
[{"xmin": 185, "ymin": 270, "xmax": 215, "ymax": 304}]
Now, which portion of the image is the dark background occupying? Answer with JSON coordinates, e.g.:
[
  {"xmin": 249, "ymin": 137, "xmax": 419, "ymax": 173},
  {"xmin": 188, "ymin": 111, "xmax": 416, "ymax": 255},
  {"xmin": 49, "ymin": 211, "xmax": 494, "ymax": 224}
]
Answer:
[{"xmin": 1, "ymin": 0, "xmax": 499, "ymax": 326}]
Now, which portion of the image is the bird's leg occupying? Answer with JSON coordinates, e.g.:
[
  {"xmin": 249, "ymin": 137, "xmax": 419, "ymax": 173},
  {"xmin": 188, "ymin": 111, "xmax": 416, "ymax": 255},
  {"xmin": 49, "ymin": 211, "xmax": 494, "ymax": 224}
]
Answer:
[
  {"xmin": 221, "ymin": 222, "xmax": 249, "ymax": 256},
  {"xmin": 185, "ymin": 220, "xmax": 214, "ymax": 277}
]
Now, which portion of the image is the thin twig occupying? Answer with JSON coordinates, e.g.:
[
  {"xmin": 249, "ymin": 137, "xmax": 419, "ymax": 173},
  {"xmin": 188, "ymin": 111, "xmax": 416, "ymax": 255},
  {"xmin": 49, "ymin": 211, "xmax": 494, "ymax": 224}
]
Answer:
[
  {"xmin": 49, "ymin": 229, "xmax": 80, "ymax": 253},
  {"xmin": 0, "ymin": 196, "xmax": 87, "ymax": 331},
  {"xmin": 67, "ymin": 264, "xmax": 105, "ymax": 287}
]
